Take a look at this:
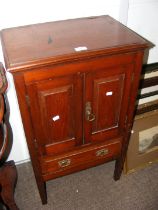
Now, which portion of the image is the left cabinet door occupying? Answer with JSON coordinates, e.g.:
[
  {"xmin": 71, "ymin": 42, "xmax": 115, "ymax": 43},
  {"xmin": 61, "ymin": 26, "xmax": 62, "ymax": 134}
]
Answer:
[{"xmin": 25, "ymin": 73, "xmax": 83, "ymax": 156}]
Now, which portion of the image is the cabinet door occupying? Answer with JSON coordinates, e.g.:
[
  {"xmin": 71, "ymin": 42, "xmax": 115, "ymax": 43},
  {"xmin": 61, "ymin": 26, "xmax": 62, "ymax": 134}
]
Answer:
[
  {"xmin": 84, "ymin": 64, "xmax": 134, "ymax": 144},
  {"xmin": 26, "ymin": 74, "xmax": 83, "ymax": 156}
]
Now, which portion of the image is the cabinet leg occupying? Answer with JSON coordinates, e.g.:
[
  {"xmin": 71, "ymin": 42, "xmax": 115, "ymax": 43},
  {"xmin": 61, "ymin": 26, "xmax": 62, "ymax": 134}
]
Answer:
[
  {"xmin": 30, "ymin": 156, "xmax": 47, "ymax": 204},
  {"xmin": 113, "ymin": 158, "xmax": 124, "ymax": 181},
  {"xmin": 114, "ymin": 127, "xmax": 132, "ymax": 181},
  {"xmin": 36, "ymin": 179, "xmax": 47, "ymax": 204}
]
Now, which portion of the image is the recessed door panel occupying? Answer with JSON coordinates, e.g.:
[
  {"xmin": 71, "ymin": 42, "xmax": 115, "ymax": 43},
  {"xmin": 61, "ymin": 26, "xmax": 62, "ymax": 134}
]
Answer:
[
  {"xmin": 39, "ymin": 85, "xmax": 74, "ymax": 143},
  {"xmin": 93, "ymin": 75, "xmax": 124, "ymax": 132}
]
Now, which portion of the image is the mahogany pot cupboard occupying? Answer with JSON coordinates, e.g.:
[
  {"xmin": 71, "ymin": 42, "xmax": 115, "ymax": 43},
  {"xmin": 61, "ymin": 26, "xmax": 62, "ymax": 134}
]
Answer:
[{"xmin": 0, "ymin": 16, "xmax": 149, "ymax": 204}]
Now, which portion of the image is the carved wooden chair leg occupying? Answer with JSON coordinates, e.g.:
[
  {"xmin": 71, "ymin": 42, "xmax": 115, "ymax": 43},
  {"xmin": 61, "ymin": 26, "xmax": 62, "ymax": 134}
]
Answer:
[{"xmin": 0, "ymin": 161, "xmax": 19, "ymax": 210}]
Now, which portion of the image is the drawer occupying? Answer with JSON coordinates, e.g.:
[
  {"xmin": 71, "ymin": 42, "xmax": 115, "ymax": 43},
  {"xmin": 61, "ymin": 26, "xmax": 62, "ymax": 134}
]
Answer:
[{"xmin": 40, "ymin": 138, "xmax": 122, "ymax": 174}]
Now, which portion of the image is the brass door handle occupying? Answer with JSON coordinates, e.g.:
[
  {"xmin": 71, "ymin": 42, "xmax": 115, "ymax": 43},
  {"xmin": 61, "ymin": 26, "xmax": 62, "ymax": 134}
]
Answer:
[{"xmin": 85, "ymin": 102, "xmax": 95, "ymax": 122}]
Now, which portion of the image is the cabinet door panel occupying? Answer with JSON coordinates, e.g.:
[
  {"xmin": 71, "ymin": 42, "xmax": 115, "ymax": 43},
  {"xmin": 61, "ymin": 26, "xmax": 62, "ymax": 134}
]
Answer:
[
  {"xmin": 26, "ymin": 74, "xmax": 83, "ymax": 156},
  {"xmin": 93, "ymin": 75, "xmax": 124, "ymax": 132},
  {"xmin": 39, "ymin": 85, "xmax": 74, "ymax": 142},
  {"xmin": 84, "ymin": 64, "xmax": 133, "ymax": 144}
]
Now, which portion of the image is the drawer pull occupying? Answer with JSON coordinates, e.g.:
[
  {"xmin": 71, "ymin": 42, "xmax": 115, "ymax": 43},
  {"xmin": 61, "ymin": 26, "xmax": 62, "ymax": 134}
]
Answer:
[
  {"xmin": 96, "ymin": 148, "xmax": 109, "ymax": 157},
  {"xmin": 58, "ymin": 159, "xmax": 71, "ymax": 168}
]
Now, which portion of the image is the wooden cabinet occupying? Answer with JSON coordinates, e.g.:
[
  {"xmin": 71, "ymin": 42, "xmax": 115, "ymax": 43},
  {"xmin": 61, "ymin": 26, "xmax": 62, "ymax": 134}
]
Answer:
[{"xmin": 1, "ymin": 15, "xmax": 149, "ymax": 204}]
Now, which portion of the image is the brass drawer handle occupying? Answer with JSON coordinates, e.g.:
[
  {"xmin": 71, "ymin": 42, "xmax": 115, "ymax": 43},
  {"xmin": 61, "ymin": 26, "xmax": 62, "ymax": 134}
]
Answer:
[
  {"xmin": 58, "ymin": 159, "xmax": 71, "ymax": 168},
  {"xmin": 96, "ymin": 148, "xmax": 109, "ymax": 157}
]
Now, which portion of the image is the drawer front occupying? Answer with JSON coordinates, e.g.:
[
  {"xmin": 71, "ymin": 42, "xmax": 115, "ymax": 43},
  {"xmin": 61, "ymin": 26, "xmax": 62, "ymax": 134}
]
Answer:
[{"xmin": 41, "ymin": 139, "xmax": 122, "ymax": 174}]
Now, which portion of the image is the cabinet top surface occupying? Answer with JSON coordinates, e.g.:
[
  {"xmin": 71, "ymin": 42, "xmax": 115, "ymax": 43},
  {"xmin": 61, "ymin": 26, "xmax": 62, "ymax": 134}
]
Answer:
[{"xmin": 1, "ymin": 15, "xmax": 148, "ymax": 72}]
